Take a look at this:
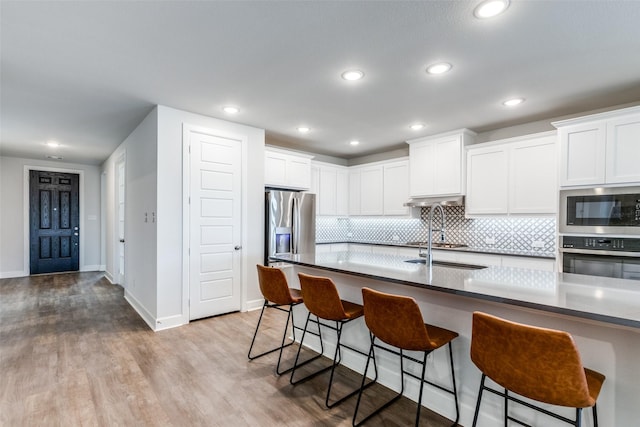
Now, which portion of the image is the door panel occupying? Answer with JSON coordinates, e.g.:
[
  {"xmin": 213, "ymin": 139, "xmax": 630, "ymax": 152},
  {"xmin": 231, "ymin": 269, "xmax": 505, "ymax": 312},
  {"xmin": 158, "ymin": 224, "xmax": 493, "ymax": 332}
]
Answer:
[
  {"xmin": 189, "ymin": 129, "xmax": 242, "ymax": 320},
  {"xmin": 29, "ymin": 171, "xmax": 80, "ymax": 274}
]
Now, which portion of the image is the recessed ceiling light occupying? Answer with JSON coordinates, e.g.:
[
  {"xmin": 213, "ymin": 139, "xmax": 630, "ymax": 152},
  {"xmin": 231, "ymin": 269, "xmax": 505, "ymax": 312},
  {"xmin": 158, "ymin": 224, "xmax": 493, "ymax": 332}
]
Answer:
[
  {"xmin": 503, "ymin": 98, "xmax": 524, "ymax": 107},
  {"xmin": 46, "ymin": 141, "xmax": 60, "ymax": 147},
  {"xmin": 46, "ymin": 155, "xmax": 64, "ymax": 160},
  {"xmin": 474, "ymin": 0, "xmax": 510, "ymax": 19},
  {"xmin": 349, "ymin": 140, "xmax": 360, "ymax": 146},
  {"xmin": 410, "ymin": 124, "xmax": 425, "ymax": 130},
  {"xmin": 426, "ymin": 62, "xmax": 452, "ymax": 75},
  {"xmin": 297, "ymin": 126, "xmax": 310, "ymax": 133},
  {"xmin": 341, "ymin": 70, "xmax": 364, "ymax": 81},
  {"xmin": 222, "ymin": 106, "xmax": 239, "ymax": 114}
]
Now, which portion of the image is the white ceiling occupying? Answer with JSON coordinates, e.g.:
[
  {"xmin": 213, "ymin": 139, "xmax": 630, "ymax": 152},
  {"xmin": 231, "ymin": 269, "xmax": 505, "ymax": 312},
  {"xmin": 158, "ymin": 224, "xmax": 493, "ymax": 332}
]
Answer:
[{"xmin": 2, "ymin": 1, "xmax": 640, "ymax": 165}]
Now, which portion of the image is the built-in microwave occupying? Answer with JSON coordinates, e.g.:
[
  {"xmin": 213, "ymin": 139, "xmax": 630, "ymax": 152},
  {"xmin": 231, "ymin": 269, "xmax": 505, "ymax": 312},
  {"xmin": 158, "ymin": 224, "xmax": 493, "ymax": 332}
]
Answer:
[{"xmin": 559, "ymin": 186, "xmax": 640, "ymax": 235}]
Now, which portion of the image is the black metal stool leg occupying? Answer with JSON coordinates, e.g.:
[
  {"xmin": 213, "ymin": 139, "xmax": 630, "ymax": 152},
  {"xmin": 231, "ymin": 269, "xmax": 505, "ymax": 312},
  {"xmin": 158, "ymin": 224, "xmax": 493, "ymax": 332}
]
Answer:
[
  {"xmin": 290, "ymin": 313, "xmax": 329, "ymax": 385},
  {"xmin": 472, "ymin": 374, "xmax": 486, "ymax": 427},
  {"xmin": 592, "ymin": 404, "xmax": 598, "ymax": 427},
  {"xmin": 415, "ymin": 350, "xmax": 429, "ymax": 427},
  {"xmin": 447, "ymin": 342, "xmax": 460, "ymax": 427}
]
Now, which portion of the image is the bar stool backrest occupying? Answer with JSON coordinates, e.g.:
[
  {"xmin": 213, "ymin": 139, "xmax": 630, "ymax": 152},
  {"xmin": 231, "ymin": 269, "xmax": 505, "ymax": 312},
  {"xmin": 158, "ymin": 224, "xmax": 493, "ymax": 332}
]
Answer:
[
  {"xmin": 298, "ymin": 273, "xmax": 348, "ymax": 321},
  {"xmin": 257, "ymin": 265, "xmax": 295, "ymax": 305},
  {"xmin": 470, "ymin": 311, "xmax": 594, "ymax": 408},
  {"xmin": 362, "ymin": 287, "xmax": 433, "ymax": 351}
]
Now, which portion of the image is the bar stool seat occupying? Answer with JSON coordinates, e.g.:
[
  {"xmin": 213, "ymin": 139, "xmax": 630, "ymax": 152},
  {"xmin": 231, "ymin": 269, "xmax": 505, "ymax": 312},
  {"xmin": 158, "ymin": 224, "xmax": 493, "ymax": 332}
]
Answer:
[
  {"xmin": 470, "ymin": 311, "xmax": 605, "ymax": 427},
  {"xmin": 290, "ymin": 273, "xmax": 377, "ymax": 408},
  {"xmin": 353, "ymin": 287, "xmax": 460, "ymax": 427},
  {"xmin": 248, "ymin": 265, "xmax": 306, "ymax": 375}
]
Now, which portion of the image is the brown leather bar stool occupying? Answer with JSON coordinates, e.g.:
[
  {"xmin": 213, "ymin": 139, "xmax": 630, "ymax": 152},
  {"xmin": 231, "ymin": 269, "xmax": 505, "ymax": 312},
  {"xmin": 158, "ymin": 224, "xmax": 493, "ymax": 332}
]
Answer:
[
  {"xmin": 470, "ymin": 311, "xmax": 605, "ymax": 427},
  {"xmin": 353, "ymin": 287, "xmax": 460, "ymax": 427},
  {"xmin": 248, "ymin": 265, "xmax": 312, "ymax": 375},
  {"xmin": 290, "ymin": 273, "xmax": 377, "ymax": 408}
]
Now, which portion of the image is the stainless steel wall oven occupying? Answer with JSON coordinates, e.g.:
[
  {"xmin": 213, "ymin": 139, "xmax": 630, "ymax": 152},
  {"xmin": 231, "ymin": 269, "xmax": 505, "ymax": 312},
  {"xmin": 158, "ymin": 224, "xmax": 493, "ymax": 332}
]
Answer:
[{"xmin": 560, "ymin": 236, "xmax": 640, "ymax": 280}]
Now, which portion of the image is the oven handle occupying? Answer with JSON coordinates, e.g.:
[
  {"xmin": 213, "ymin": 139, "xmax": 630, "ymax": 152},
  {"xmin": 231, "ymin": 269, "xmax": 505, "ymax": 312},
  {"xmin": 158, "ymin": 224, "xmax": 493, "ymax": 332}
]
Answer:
[{"xmin": 560, "ymin": 248, "xmax": 640, "ymax": 258}]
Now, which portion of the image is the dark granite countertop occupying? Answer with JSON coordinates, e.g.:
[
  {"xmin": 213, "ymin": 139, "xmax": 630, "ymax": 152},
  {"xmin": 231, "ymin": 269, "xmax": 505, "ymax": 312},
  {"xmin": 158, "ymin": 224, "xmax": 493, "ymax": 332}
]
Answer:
[
  {"xmin": 316, "ymin": 241, "xmax": 556, "ymax": 259},
  {"xmin": 272, "ymin": 250, "xmax": 640, "ymax": 329}
]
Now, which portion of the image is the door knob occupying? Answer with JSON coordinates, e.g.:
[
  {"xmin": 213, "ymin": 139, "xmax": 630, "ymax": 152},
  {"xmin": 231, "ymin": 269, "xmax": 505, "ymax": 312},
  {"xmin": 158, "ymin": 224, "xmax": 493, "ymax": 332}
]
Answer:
[{"xmin": 234, "ymin": 245, "xmax": 242, "ymax": 250}]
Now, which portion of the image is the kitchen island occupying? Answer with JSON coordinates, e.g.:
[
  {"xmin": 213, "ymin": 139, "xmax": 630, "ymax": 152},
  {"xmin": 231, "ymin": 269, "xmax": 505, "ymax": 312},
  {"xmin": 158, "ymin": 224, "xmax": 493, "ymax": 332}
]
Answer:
[{"xmin": 271, "ymin": 250, "xmax": 640, "ymax": 426}]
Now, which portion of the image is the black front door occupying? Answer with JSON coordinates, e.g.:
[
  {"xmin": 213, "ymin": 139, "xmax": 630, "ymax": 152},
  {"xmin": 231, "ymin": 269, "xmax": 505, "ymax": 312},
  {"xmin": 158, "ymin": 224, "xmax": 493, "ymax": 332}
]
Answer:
[{"xmin": 29, "ymin": 170, "xmax": 80, "ymax": 274}]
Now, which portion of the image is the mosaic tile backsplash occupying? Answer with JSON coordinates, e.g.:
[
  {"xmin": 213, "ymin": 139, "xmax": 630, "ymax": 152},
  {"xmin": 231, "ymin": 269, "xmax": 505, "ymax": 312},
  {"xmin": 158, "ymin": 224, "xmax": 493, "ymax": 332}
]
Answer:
[{"xmin": 316, "ymin": 206, "xmax": 556, "ymax": 253}]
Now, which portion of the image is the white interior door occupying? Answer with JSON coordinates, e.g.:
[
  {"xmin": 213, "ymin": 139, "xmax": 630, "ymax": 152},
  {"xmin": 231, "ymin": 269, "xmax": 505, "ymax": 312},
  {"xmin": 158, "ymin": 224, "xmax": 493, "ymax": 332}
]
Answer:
[{"xmin": 188, "ymin": 128, "xmax": 242, "ymax": 320}]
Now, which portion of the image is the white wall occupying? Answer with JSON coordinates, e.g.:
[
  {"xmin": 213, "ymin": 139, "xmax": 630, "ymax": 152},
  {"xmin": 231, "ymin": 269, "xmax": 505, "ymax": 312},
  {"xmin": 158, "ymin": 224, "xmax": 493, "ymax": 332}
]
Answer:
[
  {"xmin": 156, "ymin": 105, "xmax": 265, "ymax": 326},
  {"xmin": 102, "ymin": 108, "xmax": 159, "ymax": 324},
  {"xmin": 0, "ymin": 156, "xmax": 101, "ymax": 278},
  {"xmin": 101, "ymin": 105, "xmax": 265, "ymax": 330}
]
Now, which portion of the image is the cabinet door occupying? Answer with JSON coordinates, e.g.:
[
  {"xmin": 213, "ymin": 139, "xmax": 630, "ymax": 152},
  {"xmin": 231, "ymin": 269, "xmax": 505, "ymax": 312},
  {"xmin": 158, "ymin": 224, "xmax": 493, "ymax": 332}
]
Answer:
[
  {"xmin": 309, "ymin": 165, "xmax": 320, "ymax": 215},
  {"xmin": 336, "ymin": 169, "xmax": 349, "ymax": 216},
  {"xmin": 559, "ymin": 122, "xmax": 606, "ymax": 186},
  {"xmin": 509, "ymin": 136, "xmax": 557, "ymax": 214},
  {"xmin": 318, "ymin": 167, "xmax": 337, "ymax": 215},
  {"xmin": 466, "ymin": 146, "xmax": 508, "ymax": 214},
  {"xmin": 606, "ymin": 113, "xmax": 640, "ymax": 184},
  {"xmin": 360, "ymin": 166, "xmax": 384, "ymax": 215},
  {"xmin": 265, "ymin": 151, "xmax": 288, "ymax": 187},
  {"xmin": 288, "ymin": 157, "xmax": 311, "ymax": 190},
  {"xmin": 383, "ymin": 160, "xmax": 409, "ymax": 215},
  {"xmin": 433, "ymin": 135, "xmax": 462, "ymax": 195},
  {"xmin": 349, "ymin": 169, "xmax": 361, "ymax": 215},
  {"xmin": 409, "ymin": 141, "xmax": 435, "ymax": 197}
]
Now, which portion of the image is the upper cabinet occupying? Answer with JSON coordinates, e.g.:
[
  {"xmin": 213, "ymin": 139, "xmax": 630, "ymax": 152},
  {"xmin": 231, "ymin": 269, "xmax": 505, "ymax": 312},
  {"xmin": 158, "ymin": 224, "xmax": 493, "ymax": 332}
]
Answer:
[
  {"xmin": 553, "ymin": 106, "xmax": 640, "ymax": 187},
  {"xmin": 264, "ymin": 147, "xmax": 314, "ymax": 190},
  {"xmin": 466, "ymin": 132, "xmax": 557, "ymax": 215},
  {"xmin": 407, "ymin": 129, "xmax": 476, "ymax": 198},
  {"xmin": 349, "ymin": 158, "xmax": 409, "ymax": 216},
  {"xmin": 312, "ymin": 161, "xmax": 349, "ymax": 216},
  {"xmin": 382, "ymin": 160, "xmax": 410, "ymax": 215}
]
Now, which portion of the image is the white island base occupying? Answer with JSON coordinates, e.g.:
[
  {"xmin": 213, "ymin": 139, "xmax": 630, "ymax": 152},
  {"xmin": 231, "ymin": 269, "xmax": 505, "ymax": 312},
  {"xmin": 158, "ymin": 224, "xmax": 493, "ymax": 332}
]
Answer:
[{"xmin": 280, "ymin": 261, "xmax": 640, "ymax": 427}]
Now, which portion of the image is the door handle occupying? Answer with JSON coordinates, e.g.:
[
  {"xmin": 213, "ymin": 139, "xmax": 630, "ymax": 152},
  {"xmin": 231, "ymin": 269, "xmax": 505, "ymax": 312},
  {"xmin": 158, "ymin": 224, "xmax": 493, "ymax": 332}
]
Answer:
[
  {"xmin": 74, "ymin": 232, "xmax": 79, "ymax": 236},
  {"xmin": 120, "ymin": 239, "xmax": 125, "ymax": 243},
  {"xmin": 234, "ymin": 245, "xmax": 242, "ymax": 250}
]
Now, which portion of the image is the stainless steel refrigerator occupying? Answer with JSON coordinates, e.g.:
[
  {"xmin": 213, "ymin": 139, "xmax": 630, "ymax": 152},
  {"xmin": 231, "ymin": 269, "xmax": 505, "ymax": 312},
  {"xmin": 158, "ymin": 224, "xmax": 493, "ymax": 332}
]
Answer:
[{"xmin": 265, "ymin": 190, "xmax": 316, "ymax": 264}]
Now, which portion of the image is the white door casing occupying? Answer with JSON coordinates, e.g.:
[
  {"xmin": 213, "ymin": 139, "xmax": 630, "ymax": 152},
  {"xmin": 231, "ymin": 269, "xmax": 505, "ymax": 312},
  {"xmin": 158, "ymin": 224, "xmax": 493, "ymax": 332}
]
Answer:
[
  {"xmin": 116, "ymin": 156, "xmax": 126, "ymax": 284},
  {"xmin": 186, "ymin": 126, "xmax": 243, "ymax": 320}
]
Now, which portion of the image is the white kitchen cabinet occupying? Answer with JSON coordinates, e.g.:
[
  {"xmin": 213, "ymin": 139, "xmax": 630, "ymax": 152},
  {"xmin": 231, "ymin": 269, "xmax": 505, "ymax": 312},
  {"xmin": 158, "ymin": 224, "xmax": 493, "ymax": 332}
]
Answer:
[
  {"xmin": 359, "ymin": 165, "xmax": 384, "ymax": 215},
  {"xmin": 509, "ymin": 134, "xmax": 558, "ymax": 214},
  {"xmin": 383, "ymin": 160, "xmax": 409, "ymax": 215},
  {"xmin": 554, "ymin": 106, "xmax": 640, "ymax": 187},
  {"xmin": 313, "ymin": 161, "xmax": 349, "ymax": 216},
  {"xmin": 349, "ymin": 169, "xmax": 361, "ymax": 215},
  {"xmin": 466, "ymin": 132, "xmax": 557, "ymax": 215},
  {"xmin": 264, "ymin": 147, "xmax": 313, "ymax": 190},
  {"xmin": 466, "ymin": 145, "xmax": 509, "ymax": 214},
  {"xmin": 407, "ymin": 129, "xmax": 476, "ymax": 198},
  {"xmin": 349, "ymin": 158, "xmax": 409, "ymax": 216},
  {"xmin": 309, "ymin": 164, "xmax": 320, "ymax": 215},
  {"xmin": 605, "ymin": 113, "xmax": 640, "ymax": 184}
]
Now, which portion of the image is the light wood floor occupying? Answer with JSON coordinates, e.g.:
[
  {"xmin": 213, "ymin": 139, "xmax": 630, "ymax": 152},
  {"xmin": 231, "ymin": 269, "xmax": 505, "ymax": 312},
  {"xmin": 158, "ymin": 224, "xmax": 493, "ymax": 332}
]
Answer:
[{"xmin": 0, "ymin": 272, "xmax": 457, "ymax": 426}]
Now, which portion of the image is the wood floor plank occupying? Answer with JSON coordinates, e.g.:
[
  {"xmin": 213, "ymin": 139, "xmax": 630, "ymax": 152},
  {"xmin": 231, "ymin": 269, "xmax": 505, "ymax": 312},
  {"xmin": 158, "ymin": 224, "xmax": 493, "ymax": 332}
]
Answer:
[{"xmin": 1, "ymin": 272, "xmax": 456, "ymax": 426}]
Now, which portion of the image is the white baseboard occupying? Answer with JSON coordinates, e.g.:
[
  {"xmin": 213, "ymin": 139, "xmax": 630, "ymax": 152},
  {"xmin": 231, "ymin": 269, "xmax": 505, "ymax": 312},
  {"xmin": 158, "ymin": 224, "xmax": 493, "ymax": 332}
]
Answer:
[
  {"xmin": 81, "ymin": 264, "xmax": 102, "ymax": 272},
  {"xmin": 124, "ymin": 290, "xmax": 157, "ymax": 331},
  {"xmin": 155, "ymin": 314, "xmax": 187, "ymax": 331},
  {"xmin": 103, "ymin": 271, "xmax": 116, "ymax": 284},
  {"xmin": 0, "ymin": 270, "xmax": 28, "ymax": 279},
  {"xmin": 245, "ymin": 298, "xmax": 265, "ymax": 312}
]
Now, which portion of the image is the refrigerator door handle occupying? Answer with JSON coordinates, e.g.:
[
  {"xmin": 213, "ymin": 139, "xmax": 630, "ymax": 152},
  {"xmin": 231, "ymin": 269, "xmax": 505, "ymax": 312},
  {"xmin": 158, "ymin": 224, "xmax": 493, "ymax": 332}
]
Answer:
[{"xmin": 292, "ymin": 196, "xmax": 300, "ymax": 254}]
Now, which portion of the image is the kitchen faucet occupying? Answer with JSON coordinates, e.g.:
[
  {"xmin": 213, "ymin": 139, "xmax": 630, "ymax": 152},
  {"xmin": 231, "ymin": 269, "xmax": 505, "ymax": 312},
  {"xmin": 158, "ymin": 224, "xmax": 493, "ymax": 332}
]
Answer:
[{"xmin": 425, "ymin": 202, "xmax": 446, "ymax": 267}]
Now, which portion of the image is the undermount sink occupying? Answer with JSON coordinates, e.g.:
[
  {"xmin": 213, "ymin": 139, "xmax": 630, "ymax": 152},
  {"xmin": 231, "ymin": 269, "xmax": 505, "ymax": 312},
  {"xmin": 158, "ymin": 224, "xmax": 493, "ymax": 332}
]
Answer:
[{"xmin": 404, "ymin": 259, "xmax": 487, "ymax": 270}]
